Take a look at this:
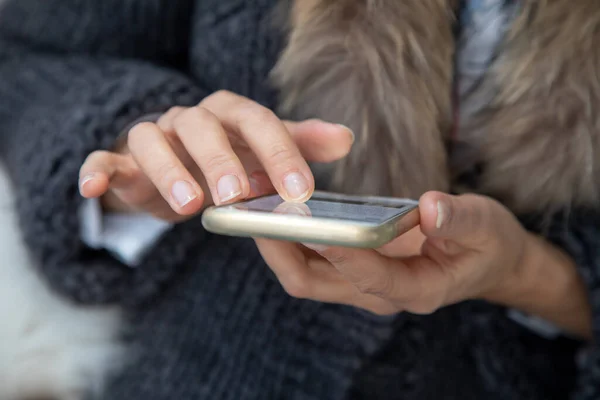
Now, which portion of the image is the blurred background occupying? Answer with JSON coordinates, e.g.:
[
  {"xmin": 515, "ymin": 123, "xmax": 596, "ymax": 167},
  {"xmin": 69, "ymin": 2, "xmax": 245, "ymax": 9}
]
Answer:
[{"xmin": 0, "ymin": 164, "xmax": 17, "ymax": 258}]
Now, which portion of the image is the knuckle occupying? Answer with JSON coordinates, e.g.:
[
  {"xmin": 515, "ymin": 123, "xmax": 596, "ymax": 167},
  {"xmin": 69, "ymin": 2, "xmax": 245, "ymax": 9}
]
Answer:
[
  {"xmin": 158, "ymin": 107, "xmax": 187, "ymax": 130},
  {"xmin": 266, "ymin": 142, "xmax": 297, "ymax": 166},
  {"xmin": 355, "ymin": 276, "xmax": 394, "ymax": 298},
  {"xmin": 167, "ymin": 106, "xmax": 186, "ymax": 114},
  {"xmin": 325, "ymin": 250, "xmax": 351, "ymax": 266},
  {"xmin": 464, "ymin": 194, "xmax": 495, "ymax": 240},
  {"xmin": 161, "ymin": 106, "xmax": 186, "ymax": 119},
  {"xmin": 401, "ymin": 289, "xmax": 444, "ymax": 315},
  {"xmin": 201, "ymin": 90, "xmax": 235, "ymax": 107},
  {"xmin": 251, "ymin": 105, "xmax": 277, "ymax": 122},
  {"xmin": 211, "ymin": 89, "xmax": 235, "ymax": 100},
  {"xmin": 83, "ymin": 150, "xmax": 111, "ymax": 166},
  {"xmin": 194, "ymin": 105, "xmax": 217, "ymax": 119},
  {"xmin": 281, "ymin": 271, "xmax": 311, "ymax": 299},
  {"xmin": 127, "ymin": 122, "xmax": 157, "ymax": 147},
  {"xmin": 249, "ymin": 107, "xmax": 279, "ymax": 128},
  {"xmin": 234, "ymin": 100, "xmax": 278, "ymax": 127},
  {"xmin": 174, "ymin": 106, "xmax": 216, "ymax": 130}
]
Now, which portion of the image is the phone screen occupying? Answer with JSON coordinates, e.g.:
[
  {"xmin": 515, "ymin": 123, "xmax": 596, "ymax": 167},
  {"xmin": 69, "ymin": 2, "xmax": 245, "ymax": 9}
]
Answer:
[{"xmin": 229, "ymin": 193, "xmax": 416, "ymax": 224}]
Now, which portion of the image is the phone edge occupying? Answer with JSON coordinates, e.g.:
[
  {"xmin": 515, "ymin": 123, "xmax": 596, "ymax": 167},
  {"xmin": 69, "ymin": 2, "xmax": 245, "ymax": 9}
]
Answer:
[{"xmin": 201, "ymin": 204, "xmax": 419, "ymax": 248}]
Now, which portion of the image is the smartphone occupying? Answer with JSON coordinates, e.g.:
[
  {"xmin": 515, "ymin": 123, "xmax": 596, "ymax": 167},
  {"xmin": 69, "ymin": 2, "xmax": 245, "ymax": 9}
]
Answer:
[{"xmin": 201, "ymin": 191, "xmax": 420, "ymax": 248}]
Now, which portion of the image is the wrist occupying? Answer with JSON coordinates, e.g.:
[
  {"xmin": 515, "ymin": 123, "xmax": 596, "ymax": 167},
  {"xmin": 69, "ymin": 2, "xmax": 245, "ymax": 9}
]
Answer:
[
  {"xmin": 482, "ymin": 232, "xmax": 543, "ymax": 307},
  {"xmin": 483, "ymin": 233, "xmax": 592, "ymax": 339}
]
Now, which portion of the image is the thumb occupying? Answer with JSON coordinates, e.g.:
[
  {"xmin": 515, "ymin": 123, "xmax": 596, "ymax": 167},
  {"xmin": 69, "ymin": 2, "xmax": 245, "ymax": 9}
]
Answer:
[
  {"xmin": 284, "ymin": 119, "xmax": 355, "ymax": 163},
  {"xmin": 419, "ymin": 191, "xmax": 494, "ymax": 247}
]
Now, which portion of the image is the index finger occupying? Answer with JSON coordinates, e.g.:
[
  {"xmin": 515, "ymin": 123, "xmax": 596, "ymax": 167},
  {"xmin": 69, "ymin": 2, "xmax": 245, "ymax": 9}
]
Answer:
[
  {"xmin": 304, "ymin": 245, "xmax": 419, "ymax": 301},
  {"xmin": 201, "ymin": 91, "xmax": 314, "ymax": 202}
]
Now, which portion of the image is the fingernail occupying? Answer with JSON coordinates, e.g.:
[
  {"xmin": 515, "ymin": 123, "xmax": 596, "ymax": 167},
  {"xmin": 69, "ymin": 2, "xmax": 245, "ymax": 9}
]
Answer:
[
  {"xmin": 283, "ymin": 172, "xmax": 310, "ymax": 201},
  {"xmin": 302, "ymin": 242, "xmax": 329, "ymax": 252},
  {"xmin": 336, "ymin": 124, "xmax": 355, "ymax": 143},
  {"xmin": 217, "ymin": 174, "xmax": 242, "ymax": 203},
  {"xmin": 79, "ymin": 173, "xmax": 96, "ymax": 192},
  {"xmin": 436, "ymin": 200, "xmax": 450, "ymax": 229},
  {"xmin": 171, "ymin": 180, "xmax": 197, "ymax": 208}
]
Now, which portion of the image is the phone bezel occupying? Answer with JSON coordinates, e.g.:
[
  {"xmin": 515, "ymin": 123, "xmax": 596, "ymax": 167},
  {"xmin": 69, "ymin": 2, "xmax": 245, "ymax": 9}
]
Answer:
[{"xmin": 201, "ymin": 191, "xmax": 420, "ymax": 248}]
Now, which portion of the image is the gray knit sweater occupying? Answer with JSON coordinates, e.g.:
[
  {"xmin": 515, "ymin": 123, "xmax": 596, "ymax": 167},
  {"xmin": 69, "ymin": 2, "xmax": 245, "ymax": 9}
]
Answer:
[{"xmin": 1, "ymin": 1, "xmax": 600, "ymax": 399}]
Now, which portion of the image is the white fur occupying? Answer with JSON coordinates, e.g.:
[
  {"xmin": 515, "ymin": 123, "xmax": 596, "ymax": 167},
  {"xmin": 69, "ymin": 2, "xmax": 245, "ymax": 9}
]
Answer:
[{"xmin": 0, "ymin": 165, "xmax": 125, "ymax": 400}]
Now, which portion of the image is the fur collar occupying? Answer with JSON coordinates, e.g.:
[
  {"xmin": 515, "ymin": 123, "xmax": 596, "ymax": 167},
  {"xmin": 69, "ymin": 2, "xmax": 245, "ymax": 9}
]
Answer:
[{"xmin": 272, "ymin": 0, "xmax": 600, "ymax": 215}]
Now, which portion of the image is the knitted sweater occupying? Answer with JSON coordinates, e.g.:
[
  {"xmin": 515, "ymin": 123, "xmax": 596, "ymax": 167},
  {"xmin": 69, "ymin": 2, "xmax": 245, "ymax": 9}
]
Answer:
[{"xmin": 1, "ymin": 1, "xmax": 600, "ymax": 399}]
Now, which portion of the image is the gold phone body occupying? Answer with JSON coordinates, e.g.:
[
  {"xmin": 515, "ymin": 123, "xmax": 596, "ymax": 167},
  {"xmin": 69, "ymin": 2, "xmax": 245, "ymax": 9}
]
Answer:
[{"xmin": 201, "ymin": 191, "xmax": 420, "ymax": 248}]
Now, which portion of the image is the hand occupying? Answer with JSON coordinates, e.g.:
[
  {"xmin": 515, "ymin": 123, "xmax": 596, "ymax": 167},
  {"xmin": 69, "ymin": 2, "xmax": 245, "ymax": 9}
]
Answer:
[
  {"xmin": 78, "ymin": 91, "xmax": 354, "ymax": 221},
  {"xmin": 255, "ymin": 192, "xmax": 530, "ymax": 315}
]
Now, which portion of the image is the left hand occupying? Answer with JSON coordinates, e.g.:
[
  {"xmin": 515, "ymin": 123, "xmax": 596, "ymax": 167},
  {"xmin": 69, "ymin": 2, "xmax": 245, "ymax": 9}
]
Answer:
[{"xmin": 255, "ymin": 191, "xmax": 530, "ymax": 315}]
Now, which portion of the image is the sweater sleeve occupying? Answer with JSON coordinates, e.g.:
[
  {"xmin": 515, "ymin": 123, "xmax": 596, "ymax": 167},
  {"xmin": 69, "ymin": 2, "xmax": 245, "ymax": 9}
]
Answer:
[
  {"xmin": 539, "ymin": 210, "xmax": 600, "ymax": 399},
  {"xmin": 0, "ymin": 0, "xmax": 195, "ymax": 66},
  {"xmin": 0, "ymin": 2, "xmax": 211, "ymax": 306}
]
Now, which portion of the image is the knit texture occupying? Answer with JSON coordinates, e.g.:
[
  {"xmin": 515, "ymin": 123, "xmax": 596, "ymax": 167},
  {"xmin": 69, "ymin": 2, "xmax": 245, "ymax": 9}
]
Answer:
[
  {"xmin": 0, "ymin": 53, "xmax": 207, "ymax": 305},
  {"xmin": 0, "ymin": 0, "xmax": 600, "ymax": 399}
]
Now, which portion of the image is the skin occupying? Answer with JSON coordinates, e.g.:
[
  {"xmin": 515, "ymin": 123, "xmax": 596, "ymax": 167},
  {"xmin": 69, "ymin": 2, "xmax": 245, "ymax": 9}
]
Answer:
[{"xmin": 79, "ymin": 90, "xmax": 592, "ymax": 340}]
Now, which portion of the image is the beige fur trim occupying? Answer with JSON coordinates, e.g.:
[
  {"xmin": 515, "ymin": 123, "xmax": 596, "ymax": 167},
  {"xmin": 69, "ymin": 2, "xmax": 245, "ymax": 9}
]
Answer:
[
  {"xmin": 272, "ymin": 0, "xmax": 456, "ymax": 199},
  {"xmin": 461, "ymin": 0, "xmax": 600, "ymax": 214},
  {"xmin": 274, "ymin": 0, "xmax": 600, "ymax": 216}
]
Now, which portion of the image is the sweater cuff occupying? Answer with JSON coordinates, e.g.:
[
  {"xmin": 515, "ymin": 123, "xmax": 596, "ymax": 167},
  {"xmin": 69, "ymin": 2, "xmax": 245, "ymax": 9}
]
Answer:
[
  {"xmin": 79, "ymin": 197, "xmax": 173, "ymax": 267},
  {"xmin": 538, "ymin": 211, "xmax": 600, "ymax": 398},
  {"xmin": 0, "ymin": 56, "xmax": 208, "ymax": 305}
]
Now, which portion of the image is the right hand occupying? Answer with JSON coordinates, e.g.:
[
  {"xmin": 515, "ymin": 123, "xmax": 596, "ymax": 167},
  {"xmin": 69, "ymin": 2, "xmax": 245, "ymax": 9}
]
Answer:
[{"xmin": 78, "ymin": 91, "xmax": 355, "ymax": 222}]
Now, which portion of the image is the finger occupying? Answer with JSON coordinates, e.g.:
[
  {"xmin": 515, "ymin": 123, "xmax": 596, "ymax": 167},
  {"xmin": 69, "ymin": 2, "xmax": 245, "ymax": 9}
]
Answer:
[
  {"xmin": 157, "ymin": 107, "xmax": 202, "ymax": 175},
  {"xmin": 303, "ymin": 255, "xmax": 401, "ymax": 314},
  {"xmin": 419, "ymin": 191, "xmax": 495, "ymax": 247},
  {"xmin": 79, "ymin": 151, "xmax": 139, "ymax": 198},
  {"xmin": 172, "ymin": 107, "xmax": 249, "ymax": 205},
  {"xmin": 314, "ymin": 244, "xmax": 453, "ymax": 314},
  {"xmin": 235, "ymin": 119, "xmax": 354, "ymax": 195},
  {"xmin": 127, "ymin": 122, "xmax": 204, "ymax": 215},
  {"xmin": 257, "ymin": 239, "xmax": 402, "ymax": 314},
  {"xmin": 283, "ymin": 119, "xmax": 355, "ymax": 163},
  {"xmin": 201, "ymin": 91, "xmax": 314, "ymax": 202},
  {"xmin": 377, "ymin": 225, "xmax": 426, "ymax": 258},
  {"xmin": 255, "ymin": 238, "xmax": 353, "ymax": 300},
  {"xmin": 156, "ymin": 106, "xmax": 187, "ymax": 131},
  {"xmin": 304, "ymin": 244, "xmax": 418, "ymax": 301}
]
